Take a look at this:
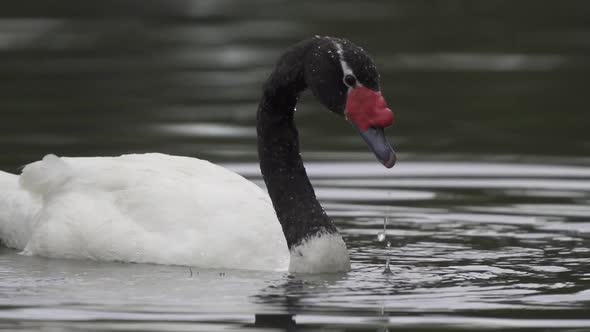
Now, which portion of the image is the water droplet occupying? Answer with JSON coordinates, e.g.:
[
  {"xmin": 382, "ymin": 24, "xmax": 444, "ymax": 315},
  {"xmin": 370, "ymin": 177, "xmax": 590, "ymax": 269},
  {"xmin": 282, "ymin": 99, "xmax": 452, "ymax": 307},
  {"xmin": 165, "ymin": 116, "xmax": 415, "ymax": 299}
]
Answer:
[
  {"xmin": 381, "ymin": 214, "xmax": 393, "ymax": 274},
  {"xmin": 377, "ymin": 216, "xmax": 388, "ymax": 242},
  {"xmin": 382, "ymin": 257, "xmax": 392, "ymax": 275}
]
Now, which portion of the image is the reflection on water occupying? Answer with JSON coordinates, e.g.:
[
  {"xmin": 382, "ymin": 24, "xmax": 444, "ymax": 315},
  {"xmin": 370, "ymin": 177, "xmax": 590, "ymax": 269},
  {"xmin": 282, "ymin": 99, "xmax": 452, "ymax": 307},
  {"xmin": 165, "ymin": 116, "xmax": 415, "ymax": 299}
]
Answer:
[
  {"xmin": 154, "ymin": 123, "xmax": 256, "ymax": 138},
  {"xmin": 1, "ymin": 0, "xmax": 590, "ymax": 330},
  {"xmin": 378, "ymin": 53, "xmax": 580, "ymax": 71}
]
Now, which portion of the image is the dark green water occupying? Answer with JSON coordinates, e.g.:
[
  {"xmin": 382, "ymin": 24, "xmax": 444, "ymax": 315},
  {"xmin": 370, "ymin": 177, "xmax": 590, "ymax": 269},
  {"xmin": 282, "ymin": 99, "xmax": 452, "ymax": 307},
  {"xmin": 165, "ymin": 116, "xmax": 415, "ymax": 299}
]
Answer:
[{"xmin": 1, "ymin": 1, "xmax": 590, "ymax": 331}]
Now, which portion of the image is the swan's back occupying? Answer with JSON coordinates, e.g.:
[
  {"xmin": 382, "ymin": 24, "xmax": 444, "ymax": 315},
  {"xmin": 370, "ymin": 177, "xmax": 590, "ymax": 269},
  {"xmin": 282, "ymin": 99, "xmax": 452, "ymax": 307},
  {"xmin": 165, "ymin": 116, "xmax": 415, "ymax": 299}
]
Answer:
[{"xmin": 3, "ymin": 153, "xmax": 289, "ymax": 271}]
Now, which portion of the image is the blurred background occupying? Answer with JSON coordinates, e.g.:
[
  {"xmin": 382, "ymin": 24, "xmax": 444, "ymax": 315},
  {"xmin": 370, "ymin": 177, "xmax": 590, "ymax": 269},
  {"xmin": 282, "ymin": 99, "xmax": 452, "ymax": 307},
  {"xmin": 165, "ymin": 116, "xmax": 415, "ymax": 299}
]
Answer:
[
  {"xmin": 1, "ymin": 0, "xmax": 589, "ymax": 170},
  {"xmin": 2, "ymin": 2, "xmax": 590, "ymax": 329}
]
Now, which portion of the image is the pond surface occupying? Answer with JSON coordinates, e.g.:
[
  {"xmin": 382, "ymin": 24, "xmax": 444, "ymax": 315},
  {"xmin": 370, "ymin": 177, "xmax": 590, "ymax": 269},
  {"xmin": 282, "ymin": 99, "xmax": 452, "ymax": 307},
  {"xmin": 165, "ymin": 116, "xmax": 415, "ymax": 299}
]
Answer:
[
  {"xmin": 1, "ymin": 1, "xmax": 590, "ymax": 331},
  {"xmin": 2, "ymin": 160, "xmax": 590, "ymax": 331}
]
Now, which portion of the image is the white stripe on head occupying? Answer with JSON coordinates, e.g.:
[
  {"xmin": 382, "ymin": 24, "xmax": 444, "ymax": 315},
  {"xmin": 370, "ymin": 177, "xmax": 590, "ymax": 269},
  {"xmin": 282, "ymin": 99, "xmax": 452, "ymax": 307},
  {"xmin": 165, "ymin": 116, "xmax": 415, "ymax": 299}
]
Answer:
[{"xmin": 334, "ymin": 41, "xmax": 354, "ymax": 77}]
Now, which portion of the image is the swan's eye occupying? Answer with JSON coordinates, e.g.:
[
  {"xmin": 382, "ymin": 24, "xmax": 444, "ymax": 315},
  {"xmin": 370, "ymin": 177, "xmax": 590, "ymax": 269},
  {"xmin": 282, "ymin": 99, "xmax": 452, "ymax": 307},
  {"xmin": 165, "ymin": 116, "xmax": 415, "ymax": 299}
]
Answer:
[{"xmin": 344, "ymin": 74, "xmax": 357, "ymax": 87}]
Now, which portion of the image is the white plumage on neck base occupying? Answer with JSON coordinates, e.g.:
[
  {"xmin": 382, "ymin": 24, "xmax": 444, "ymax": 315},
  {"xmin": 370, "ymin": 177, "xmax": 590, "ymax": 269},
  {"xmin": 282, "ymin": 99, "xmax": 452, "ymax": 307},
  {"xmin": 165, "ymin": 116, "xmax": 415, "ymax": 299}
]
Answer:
[{"xmin": 288, "ymin": 232, "xmax": 351, "ymax": 273}]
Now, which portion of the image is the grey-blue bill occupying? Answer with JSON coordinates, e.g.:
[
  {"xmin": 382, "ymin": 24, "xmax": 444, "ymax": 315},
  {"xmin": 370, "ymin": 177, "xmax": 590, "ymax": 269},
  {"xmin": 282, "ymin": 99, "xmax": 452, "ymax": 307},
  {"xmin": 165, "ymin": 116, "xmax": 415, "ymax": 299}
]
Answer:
[{"xmin": 357, "ymin": 126, "xmax": 396, "ymax": 168}]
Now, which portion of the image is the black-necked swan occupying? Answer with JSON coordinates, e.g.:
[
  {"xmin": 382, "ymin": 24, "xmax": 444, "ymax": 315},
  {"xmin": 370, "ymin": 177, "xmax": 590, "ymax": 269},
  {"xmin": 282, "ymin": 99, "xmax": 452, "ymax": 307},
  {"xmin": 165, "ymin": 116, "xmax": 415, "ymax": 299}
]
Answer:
[{"xmin": 0, "ymin": 36, "xmax": 395, "ymax": 273}]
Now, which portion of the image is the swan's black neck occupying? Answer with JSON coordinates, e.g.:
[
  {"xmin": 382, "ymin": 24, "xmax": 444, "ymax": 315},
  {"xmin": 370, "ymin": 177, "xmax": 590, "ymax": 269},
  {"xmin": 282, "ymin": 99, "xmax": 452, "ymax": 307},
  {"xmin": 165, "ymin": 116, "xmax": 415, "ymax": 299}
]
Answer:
[{"xmin": 257, "ymin": 39, "xmax": 337, "ymax": 249}]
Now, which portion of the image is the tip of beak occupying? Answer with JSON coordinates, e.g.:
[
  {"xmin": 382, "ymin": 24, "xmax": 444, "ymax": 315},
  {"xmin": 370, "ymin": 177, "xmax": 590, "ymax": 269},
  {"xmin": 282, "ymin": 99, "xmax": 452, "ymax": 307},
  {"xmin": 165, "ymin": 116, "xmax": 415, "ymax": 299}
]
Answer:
[{"xmin": 382, "ymin": 149, "xmax": 396, "ymax": 168}]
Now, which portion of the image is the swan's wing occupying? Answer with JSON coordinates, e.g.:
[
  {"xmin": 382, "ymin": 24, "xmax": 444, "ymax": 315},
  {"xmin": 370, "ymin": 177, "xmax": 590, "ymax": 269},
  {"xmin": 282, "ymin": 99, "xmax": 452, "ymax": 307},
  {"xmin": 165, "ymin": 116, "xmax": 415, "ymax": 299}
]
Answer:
[{"xmin": 17, "ymin": 153, "xmax": 289, "ymax": 271}]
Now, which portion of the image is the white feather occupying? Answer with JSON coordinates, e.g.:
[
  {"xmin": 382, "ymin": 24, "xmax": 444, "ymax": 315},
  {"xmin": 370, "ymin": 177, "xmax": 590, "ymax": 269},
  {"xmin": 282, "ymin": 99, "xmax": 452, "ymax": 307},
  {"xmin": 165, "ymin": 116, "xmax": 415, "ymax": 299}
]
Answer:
[
  {"xmin": 0, "ymin": 171, "xmax": 39, "ymax": 249},
  {"xmin": 289, "ymin": 232, "xmax": 351, "ymax": 273},
  {"xmin": 2, "ymin": 153, "xmax": 290, "ymax": 271},
  {"xmin": 334, "ymin": 41, "xmax": 355, "ymax": 77}
]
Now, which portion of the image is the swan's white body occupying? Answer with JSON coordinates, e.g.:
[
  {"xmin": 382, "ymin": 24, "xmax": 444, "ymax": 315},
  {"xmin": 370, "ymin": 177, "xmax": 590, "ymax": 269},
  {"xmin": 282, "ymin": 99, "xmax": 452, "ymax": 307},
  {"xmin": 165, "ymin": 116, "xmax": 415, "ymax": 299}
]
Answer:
[{"xmin": 0, "ymin": 153, "xmax": 294, "ymax": 271}]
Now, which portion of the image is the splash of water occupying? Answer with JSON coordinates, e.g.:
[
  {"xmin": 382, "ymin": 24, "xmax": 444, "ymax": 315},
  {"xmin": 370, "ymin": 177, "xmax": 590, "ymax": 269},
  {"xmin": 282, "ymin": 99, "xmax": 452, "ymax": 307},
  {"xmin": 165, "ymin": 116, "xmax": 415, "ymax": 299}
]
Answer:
[
  {"xmin": 383, "ymin": 240, "xmax": 392, "ymax": 275},
  {"xmin": 377, "ymin": 216, "xmax": 393, "ymax": 275}
]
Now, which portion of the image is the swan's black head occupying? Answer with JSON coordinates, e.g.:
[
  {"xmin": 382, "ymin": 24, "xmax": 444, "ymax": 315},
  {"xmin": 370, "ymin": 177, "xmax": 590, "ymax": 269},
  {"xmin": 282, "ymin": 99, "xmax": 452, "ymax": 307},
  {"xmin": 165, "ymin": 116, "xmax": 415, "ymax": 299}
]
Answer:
[{"xmin": 304, "ymin": 36, "xmax": 396, "ymax": 168}]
